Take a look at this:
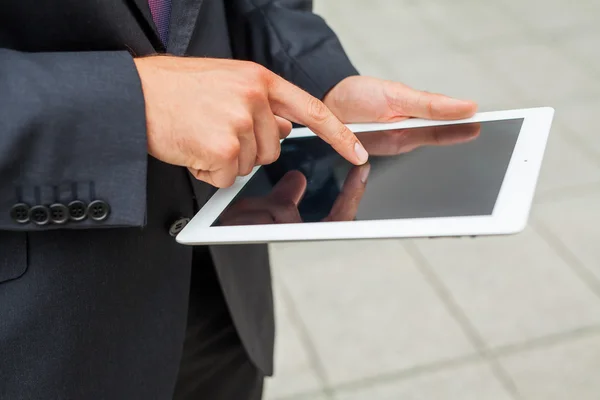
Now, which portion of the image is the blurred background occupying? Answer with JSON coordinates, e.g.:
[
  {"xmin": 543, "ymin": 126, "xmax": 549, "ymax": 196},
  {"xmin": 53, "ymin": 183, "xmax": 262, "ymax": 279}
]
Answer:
[{"xmin": 264, "ymin": 0, "xmax": 600, "ymax": 399}]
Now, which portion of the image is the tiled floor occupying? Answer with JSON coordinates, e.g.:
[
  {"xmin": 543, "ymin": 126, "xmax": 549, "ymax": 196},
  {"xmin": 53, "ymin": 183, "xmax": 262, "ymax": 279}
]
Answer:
[{"xmin": 264, "ymin": 1, "xmax": 600, "ymax": 399}]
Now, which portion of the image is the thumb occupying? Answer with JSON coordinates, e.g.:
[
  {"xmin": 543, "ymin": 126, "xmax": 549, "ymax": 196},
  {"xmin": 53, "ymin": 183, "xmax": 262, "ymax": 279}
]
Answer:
[{"xmin": 385, "ymin": 83, "xmax": 478, "ymax": 120}]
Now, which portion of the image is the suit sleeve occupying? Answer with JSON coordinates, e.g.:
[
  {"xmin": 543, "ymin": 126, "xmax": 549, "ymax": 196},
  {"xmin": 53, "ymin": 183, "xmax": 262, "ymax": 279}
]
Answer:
[
  {"xmin": 0, "ymin": 49, "xmax": 148, "ymax": 230},
  {"xmin": 227, "ymin": 0, "xmax": 359, "ymax": 100}
]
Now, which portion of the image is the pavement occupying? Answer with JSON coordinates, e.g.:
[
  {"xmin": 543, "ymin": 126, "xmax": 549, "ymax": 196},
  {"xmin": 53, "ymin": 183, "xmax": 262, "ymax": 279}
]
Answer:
[{"xmin": 264, "ymin": 0, "xmax": 600, "ymax": 399}]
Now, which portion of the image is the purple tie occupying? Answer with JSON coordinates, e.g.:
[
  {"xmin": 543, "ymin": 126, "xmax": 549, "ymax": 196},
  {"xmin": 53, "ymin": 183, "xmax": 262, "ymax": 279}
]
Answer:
[{"xmin": 148, "ymin": 0, "xmax": 172, "ymax": 46}]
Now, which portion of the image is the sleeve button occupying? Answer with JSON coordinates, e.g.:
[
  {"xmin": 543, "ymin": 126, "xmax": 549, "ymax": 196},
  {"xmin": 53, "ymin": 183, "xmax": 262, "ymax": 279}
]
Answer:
[
  {"xmin": 169, "ymin": 217, "xmax": 190, "ymax": 237},
  {"xmin": 29, "ymin": 205, "xmax": 51, "ymax": 226},
  {"xmin": 10, "ymin": 203, "xmax": 31, "ymax": 224},
  {"xmin": 87, "ymin": 200, "xmax": 110, "ymax": 222},
  {"xmin": 49, "ymin": 203, "xmax": 70, "ymax": 225},
  {"xmin": 68, "ymin": 200, "xmax": 88, "ymax": 221}
]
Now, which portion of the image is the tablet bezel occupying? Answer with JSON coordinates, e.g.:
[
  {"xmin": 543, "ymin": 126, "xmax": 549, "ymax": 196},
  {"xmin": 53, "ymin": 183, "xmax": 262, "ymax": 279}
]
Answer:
[{"xmin": 176, "ymin": 107, "xmax": 554, "ymax": 245}]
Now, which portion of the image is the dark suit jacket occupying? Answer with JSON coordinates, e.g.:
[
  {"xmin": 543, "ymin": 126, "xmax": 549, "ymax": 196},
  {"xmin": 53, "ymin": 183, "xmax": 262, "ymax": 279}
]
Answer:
[{"xmin": 0, "ymin": 0, "xmax": 358, "ymax": 398}]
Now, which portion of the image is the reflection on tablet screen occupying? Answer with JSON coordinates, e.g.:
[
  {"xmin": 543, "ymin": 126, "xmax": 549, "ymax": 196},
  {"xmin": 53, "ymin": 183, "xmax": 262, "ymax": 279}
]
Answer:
[{"xmin": 212, "ymin": 119, "xmax": 524, "ymax": 227}]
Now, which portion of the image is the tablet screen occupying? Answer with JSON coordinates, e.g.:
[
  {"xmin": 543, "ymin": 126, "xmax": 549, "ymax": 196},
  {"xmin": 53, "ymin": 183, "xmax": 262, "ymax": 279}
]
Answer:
[{"xmin": 212, "ymin": 118, "xmax": 524, "ymax": 226}]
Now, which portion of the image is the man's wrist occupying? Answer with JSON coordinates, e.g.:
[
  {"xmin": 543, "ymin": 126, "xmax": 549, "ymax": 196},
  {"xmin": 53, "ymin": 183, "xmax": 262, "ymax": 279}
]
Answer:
[{"xmin": 322, "ymin": 75, "xmax": 363, "ymax": 120}]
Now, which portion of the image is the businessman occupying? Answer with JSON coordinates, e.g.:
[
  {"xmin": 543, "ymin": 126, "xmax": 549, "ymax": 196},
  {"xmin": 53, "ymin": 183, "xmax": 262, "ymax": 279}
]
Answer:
[{"xmin": 0, "ymin": 1, "xmax": 477, "ymax": 399}]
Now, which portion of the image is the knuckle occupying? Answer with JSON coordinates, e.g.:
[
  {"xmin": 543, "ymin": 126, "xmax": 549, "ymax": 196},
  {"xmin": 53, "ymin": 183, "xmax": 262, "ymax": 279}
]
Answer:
[
  {"xmin": 421, "ymin": 92, "xmax": 434, "ymax": 118},
  {"xmin": 215, "ymin": 137, "xmax": 241, "ymax": 162},
  {"xmin": 243, "ymin": 85, "xmax": 265, "ymax": 102},
  {"xmin": 240, "ymin": 164, "xmax": 254, "ymax": 176},
  {"xmin": 257, "ymin": 147, "xmax": 280, "ymax": 166},
  {"xmin": 427, "ymin": 98, "xmax": 435, "ymax": 118},
  {"xmin": 416, "ymin": 91, "xmax": 435, "ymax": 118},
  {"xmin": 244, "ymin": 62, "xmax": 269, "ymax": 80},
  {"xmin": 333, "ymin": 124, "xmax": 350, "ymax": 145},
  {"xmin": 215, "ymin": 175, "xmax": 236, "ymax": 188},
  {"xmin": 232, "ymin": 113, "xmax": 254, "ymax": 133},
  {"xmin": 265, "ymin": 145, "xmax": 281, "ymax": 165},
  {"xmin": 190, "ymin": 162, "xmax": 204, "ymax": 173},
  {"xmin": 307, "ymin": 97, "xmax": 330, "ymax": 124},
  {"xmin": 255, "ymin": 153, "xmax": 267, "ymax": 165}
]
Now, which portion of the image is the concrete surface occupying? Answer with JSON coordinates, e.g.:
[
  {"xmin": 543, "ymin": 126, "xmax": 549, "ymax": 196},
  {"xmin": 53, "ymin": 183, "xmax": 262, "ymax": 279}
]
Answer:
[{"xmin": 265, "ymin": 0, "xmax": 600, "ymax": 399}]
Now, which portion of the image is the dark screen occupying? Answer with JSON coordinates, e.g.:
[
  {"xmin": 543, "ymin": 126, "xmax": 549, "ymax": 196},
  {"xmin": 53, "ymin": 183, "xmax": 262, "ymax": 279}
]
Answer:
[{"xmin": 212, "ymin": 119, "xmax": 523, "ymax": 227}]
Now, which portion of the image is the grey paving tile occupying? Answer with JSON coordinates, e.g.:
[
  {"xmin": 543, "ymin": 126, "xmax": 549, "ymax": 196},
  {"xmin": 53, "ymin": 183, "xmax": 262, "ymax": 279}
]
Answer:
[
  {"xmin": 417, "ymin": 0, "xmax": 529, "ymax": 47},
  {"xmin": 316, "ymin": 2, "xmax": 438, "ymax": 83},
  {"xmin": 272, "ymin": 2, "xmax": 600, "ymax": 398},
  {"xmin": 371, "ymin": 49, "xmax": 521, "ymax": 111},
  {"xmin": 534, "ymin": 189, "xmax": 600, "ymax": 282},
  {"xmin": 480, "ymin": 42, "xmax": 600, "ymax": 106},
  {"xmin": 312, "ymin": 3, "xmax": 375, "ymax": 66},
  {"xmin": 269, "ymin": 240, "xmax": 476, "ymax": 385},
  {"xmin": 318, "ymin": 1, "xmax": 538, "ymax": 112},
  {"xmin": 264, "ymin": 390, "xmax": 327, "ymax": 400},
  {"xmin": 333, "ymin": 362, "xmax": 512, "ymax": 400},
  {"xmin": 535, "ymin": 127, "xmax": 600, "ymax": 196},
  {"xmin": 322, "ymin": 1, "xmax": 454, "ymax": 60},
  {"xmin": 337, "ymin": 45, "xmax": 395, "ymax": 84},
  {"xmin": 499, "ymin": 333, "xmax": 600, "ymax": 400},
  {"xmin": 309, "ymin": 25, "xmax": 392, "ymax": 81},
  {"xmin": 559, "ymin": 30, "xmax": 600, "ymax": 75},
  {"xmin": 264, "ymin": 283, "xmax": 323, "ymax": 399},
  {"xmin": 555, "ymin": 99, "xmax": 600, "ymax": 157},
  {"xmin": 410, "ymin": 227, "xmax": 600, "ymax": 348},
  {"xmin": 283, "ymin": 395, "xmax": 327, "ymax": 400},
  {"xmin": 499, "ymin": 0, "xmax": 600, "ymax": 34},
  {"xmin": 312, "ymin": 0, "xmax": 342, "ymax": 18}
]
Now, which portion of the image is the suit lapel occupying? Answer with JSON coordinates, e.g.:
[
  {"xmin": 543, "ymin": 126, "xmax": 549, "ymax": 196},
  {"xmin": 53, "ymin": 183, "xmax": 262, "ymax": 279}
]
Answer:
[
  {"xmin": 125, "ymin": 0, "xmax": 165, "ymax": 51},
  {"xmin": 124, "ymin": 0, "xmax": 203, "ymax": 54},
  {"xmin": 167, "ymin": 0, "xmax": 205, "ymax": 55}
]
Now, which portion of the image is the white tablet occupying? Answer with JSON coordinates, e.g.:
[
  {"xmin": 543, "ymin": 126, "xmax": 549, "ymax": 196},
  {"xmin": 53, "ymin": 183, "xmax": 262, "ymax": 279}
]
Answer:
[{"xmin": 176, "ymin": 107, "xmax": 554, "ymax": 245}]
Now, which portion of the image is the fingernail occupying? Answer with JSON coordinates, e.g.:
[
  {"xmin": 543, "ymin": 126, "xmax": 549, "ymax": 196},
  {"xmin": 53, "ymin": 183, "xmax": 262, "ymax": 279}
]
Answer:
[
  {"xmin": 354, "ymin": 142, "xmax": 369, "ymax": 164},
  {"xmin": 360, "ymin": 163, "xmax": 371, "ymax": 183}
]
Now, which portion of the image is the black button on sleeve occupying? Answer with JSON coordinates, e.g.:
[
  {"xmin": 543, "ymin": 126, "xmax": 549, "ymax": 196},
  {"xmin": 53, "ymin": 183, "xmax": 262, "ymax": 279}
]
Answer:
[
  {"xmin": 10, "ymin": 203, "xmax": 30, "ymax": 224},
  {"xmin": 68, "ymin": 200, "xmax": 87, "ymax": 222},
  {"xmin": 29, "ymin": 205, "xmax": 51, "ymax": 226},
  {"xmin": 49, "ymin": 203, "xmax": 70, "ymax": 225},
  {"xmin": 169, "ymin": 217, "xmax": 190, "ymax": 237},
  {"xmin": 87, "ymin": 200, "xmax": 110, "ymax": 222}
]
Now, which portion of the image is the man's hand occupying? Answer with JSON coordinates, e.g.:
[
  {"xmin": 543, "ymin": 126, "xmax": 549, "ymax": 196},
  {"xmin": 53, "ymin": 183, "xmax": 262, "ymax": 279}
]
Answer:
[
  {"xmin": 133, "ymin": 56, "xmax": 369, "ymax": 188},
  {"xmin": 218, "ymin": 165, "xmax": 370, "ymax": 226},
  {"xmin": 323, "ymin": 76, "xmax": 478, "ymax": 123}
]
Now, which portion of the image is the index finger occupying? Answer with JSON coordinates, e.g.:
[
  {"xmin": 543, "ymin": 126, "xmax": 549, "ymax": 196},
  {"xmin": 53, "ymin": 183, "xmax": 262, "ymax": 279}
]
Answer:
[
  {"xmin": 266, "ymin": 74, "xmax": 368, "ymax": 166},
  {"xmin": 324, "ymin": 163, "xmax": 370, "ymax": 222}
]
